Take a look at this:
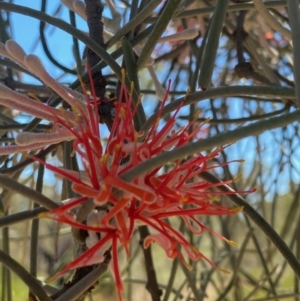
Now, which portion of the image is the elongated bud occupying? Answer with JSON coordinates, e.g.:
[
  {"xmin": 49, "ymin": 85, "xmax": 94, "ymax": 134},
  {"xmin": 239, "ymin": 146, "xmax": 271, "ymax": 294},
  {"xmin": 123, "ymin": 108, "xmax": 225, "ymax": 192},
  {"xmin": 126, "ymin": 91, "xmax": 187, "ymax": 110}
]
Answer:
[
  {"xmin": 16, "ymin": 131, "xmax": 74, "ymax": 146},
  {"xmin": 0, "ymin": 84, "xmax": 57, "ymax": 121},
  {"xmin": 24, "ymin": 54, "xmax": 49, "ymax": 78},
  {"xmin": 0, "ymin": 142, "xmax": 51, "ymax": 155},
  {"xmin": 24, "ymin": 55, "xmax": 84, "ymax": 108},
  {"xmin": 0, "ymin": 98, "xmax": 54, "ymax": 122},
  {"xmin": 5, "ymin": 40, "xmax": 27, "ymax": 66}
]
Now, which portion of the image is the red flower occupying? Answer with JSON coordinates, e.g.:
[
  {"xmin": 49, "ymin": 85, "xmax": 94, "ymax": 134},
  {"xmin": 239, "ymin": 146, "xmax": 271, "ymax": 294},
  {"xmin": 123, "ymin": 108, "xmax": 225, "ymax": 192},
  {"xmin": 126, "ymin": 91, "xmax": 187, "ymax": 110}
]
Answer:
[{"xmin": 39, "ymin": 70, "xmax": 252, "ymax": 300}]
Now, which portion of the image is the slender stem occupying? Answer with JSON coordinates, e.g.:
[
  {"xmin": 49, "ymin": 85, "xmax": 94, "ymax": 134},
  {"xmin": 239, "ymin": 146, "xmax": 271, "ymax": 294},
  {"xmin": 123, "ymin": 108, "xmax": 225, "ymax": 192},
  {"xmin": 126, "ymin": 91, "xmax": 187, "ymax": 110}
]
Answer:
[
  {"xmin": 69, "ymin": 10, "xmax": 83, "ymax": 75},
  {"xmin": 162, "ymin": 258, "xmax": 179, "ymax": 301},
  {"xmin": 128, "ymin": 0, "xmax": 139, "ymax": 40},
  {"xmin": 139, "ymin": 226, "xmax": 162, "ymax": 301},
  {"xmin": 179, "ymin": 106, "xmax": 288, "ymax": 125},
  {"xmin": 0, "ymin": 173, "xmax": 58, "ymax": 210},
  {"xmin": 141, "ymin": 85, "xmax": 295, "ymax": 133},
  {"xmin": 179, "ymin": 261, "xmax": 202, "ymax": 300},
  {"xmin": 240, "ymin": 206, "xmax": 279, "ymax": 298},
  {"xmin": 214, "ymin": 229, "xmax": 254, "ymax": 301},
  {"xmin": 287, "ymin": 0, "xmax": 300, "ymax": 106},
  {"xmin": 190, "ymin": 17, "xmax": 210, "ymax": 92},
  {"xmin": 63, "ymin": 141, "xmax": 75, "ymax": 199},
  {"xmin": 235, "ymin": 10, "xmax": 247, "ymax": 64},
  {"xmin": 198, "ymin": 0, "xmax": 230, "ymax": 90},
  {"xmin": 1, "ymin": 212, "xmax": 12, "ymax": 301},
  {"xmin": 0, "ymin": 207, "xmax": 48, "ymax": 229},
  {"xmin": 122, "ymin": 37, "xmax": 145, "ymax": 129},
  {"xmin": 122, "ymin": 37, "xmax": 140, "ymax": 95},
  {"xmin": 40, "ymin": 0, "xmax": 76, "ymax": 74},
  {"xmin": 0, "ymin": 249, "xmax": 52, "ymax": 301},
  {"xmin": 30, "ymin": 163, "xmax": 44, "ymax": 277}
]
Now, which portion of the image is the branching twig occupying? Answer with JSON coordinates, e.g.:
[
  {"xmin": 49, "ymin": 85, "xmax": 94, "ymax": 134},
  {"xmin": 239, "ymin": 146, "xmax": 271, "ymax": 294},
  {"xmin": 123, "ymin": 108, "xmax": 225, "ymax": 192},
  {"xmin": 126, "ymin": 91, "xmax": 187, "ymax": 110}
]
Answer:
[{"xmin": 139, "ymin": 226, "xmax": 162, "ymax": 301}]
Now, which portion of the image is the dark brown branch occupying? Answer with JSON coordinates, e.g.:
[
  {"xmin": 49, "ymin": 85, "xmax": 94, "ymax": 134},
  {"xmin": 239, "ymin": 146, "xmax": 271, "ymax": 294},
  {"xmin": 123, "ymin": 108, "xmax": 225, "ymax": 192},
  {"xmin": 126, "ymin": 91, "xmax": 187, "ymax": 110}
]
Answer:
[
  {"xmin": 84, "ymin": 0, "xmax": 114, "ymax": 128},
  {"xmin": 85, "ymin": 0, "xmax": 105, "ymax": 65},
  {"xmin": 139, "ymin": 226, "xmax": 162, "ymax": 301},
  {"xmin": 235, "ymin": 10, "xmax": 247, "ymax": 64},
  {"xmin": 51, "ymin": 251, "xmax": 111, "ymax": 301}
]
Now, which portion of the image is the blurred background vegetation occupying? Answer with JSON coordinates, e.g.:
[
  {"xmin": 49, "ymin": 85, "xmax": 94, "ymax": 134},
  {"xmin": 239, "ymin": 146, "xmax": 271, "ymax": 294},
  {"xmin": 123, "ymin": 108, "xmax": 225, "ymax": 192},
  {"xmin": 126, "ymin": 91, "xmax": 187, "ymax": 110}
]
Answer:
[{"xmin": 0, "ymin": 0, "xmax": 300, "ymax": 300}]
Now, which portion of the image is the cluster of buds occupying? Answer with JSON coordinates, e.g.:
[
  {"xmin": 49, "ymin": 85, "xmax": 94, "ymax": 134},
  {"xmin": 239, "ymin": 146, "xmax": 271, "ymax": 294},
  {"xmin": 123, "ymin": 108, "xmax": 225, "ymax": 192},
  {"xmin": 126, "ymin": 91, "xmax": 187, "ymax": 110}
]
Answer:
[
  {"xmin": 0, "ymin": 40, "xmax": 89, "ymax": 154},
  {"xmin": 0, "ymin": 40, "xmax": 250, "ymax": 301}
]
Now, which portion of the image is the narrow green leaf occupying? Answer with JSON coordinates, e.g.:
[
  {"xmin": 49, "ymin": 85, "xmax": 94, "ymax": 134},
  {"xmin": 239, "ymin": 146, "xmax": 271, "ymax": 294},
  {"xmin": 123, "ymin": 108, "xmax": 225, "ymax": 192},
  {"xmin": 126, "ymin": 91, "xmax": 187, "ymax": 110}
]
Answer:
[
  {"xmin": 137, "ymin": 0, "xmax": 182, "ymax": 69},
  {"xmin": 198, "ymin": 0, "xmax": 230, "ymax": 90}
]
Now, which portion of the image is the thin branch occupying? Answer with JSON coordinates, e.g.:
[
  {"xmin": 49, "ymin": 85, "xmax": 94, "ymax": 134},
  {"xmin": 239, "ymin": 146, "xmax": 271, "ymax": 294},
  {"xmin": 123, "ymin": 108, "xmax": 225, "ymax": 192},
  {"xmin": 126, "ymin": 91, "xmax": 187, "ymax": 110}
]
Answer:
[
  {"xmin": 0, "ymin": 207, "xmax": 48, "ymax": 229},
  {"xmin": 141, "ymin": 85, "xmax": 295, "ymax": 133},
  {"xmin": 139, "ymin": 226, "xmax": 162, "ymax": 301},
  {"xmin": 287, "ymin": 0, "xmax": 300, "ymax": 106},
  {"xmin": 52, "ymin": 258, "xmax": 110, "ymax": 301},
  {"xmin": 0, "ymin": 173, "xmax": 59, "ymax": 210},
  {"xmin": 0, "ymin": 249, "xmax": 52, "ymax": 301}
]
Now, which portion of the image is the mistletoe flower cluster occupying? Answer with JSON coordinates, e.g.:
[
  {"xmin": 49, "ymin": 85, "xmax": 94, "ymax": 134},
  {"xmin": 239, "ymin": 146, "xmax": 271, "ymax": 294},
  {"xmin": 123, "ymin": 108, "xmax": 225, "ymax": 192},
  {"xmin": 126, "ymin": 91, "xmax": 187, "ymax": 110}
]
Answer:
[
  {"xmin": 35, "ymin": 74, "xmax": 248, "ymax": 299},
  {"xmin": 0, "ymin": 40, "xmax": 250, "ymax": 301}
]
